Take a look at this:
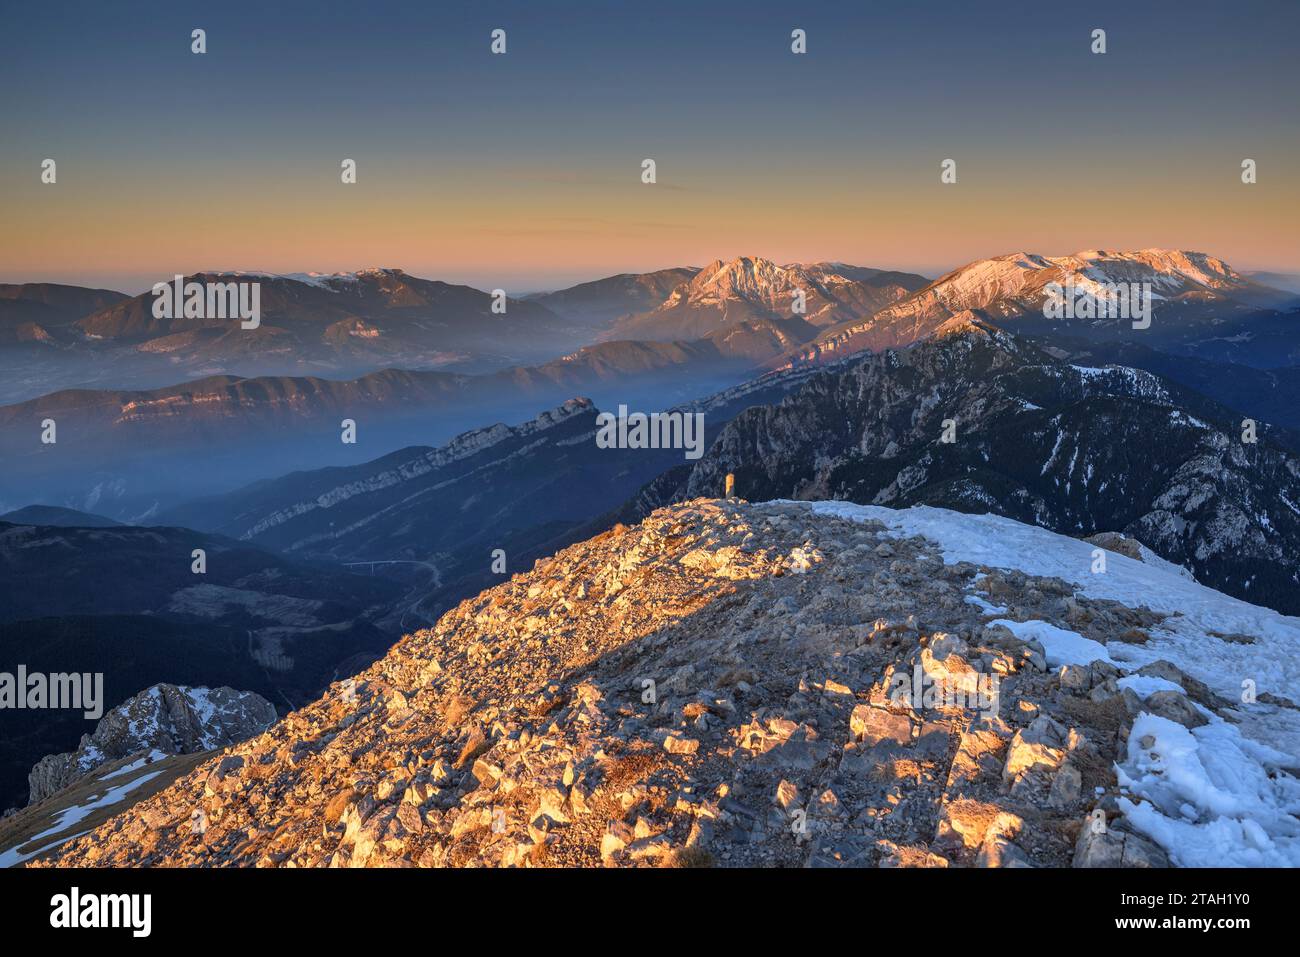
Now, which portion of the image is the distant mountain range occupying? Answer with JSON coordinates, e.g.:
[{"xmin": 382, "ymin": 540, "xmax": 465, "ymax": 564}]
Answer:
[
  {"xmin": 0, "ymin": 269, "xmax": 579, "ymax": 405},
  {"xmin": 776, "ymin": 249, "xmax": 1299, "ymax": 369},
  {"xmin": 0, "ymin": 505, "xmax": 122, "ymax": 527},
  {"xmin": 524, "ymin": 267, "xmax": 700, "ymax": 328},
  {"xmin": 5, "ymin": 249, "xmax": 1295, "ymax": 519},
  {"xmin": 604, "ymin": 257, "xmax": 929, "ymax": 341},
  {"xmin": 5, "ymin": 249, "xmax": 1299, "ymax": 556},
  {"xmin": 0, "ymin": 261, "xmax": 921, "ymax": 404},
  {"xmin": 5, "ymin": 251, "xmax": 1295, "ymax": 405},
  {"xmin": 0, "ymin": 283, "xmax": 129, "ymax": 345},
  {"xmin": 79, "ymin": 268, "xmax": 568, "ymax": 354},
  {"xmin": 0, "ymin": 333, "xmax": 774, "ymax": 519},
  {"xmin": 1245, "ymin": 270, "xmax": 1300, "ymax": 295}
]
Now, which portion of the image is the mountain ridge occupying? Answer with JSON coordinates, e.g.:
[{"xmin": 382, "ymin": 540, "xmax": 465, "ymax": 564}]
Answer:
[
  {"xmin": 606, "ymin": 256, "xmax": 930, "ymax": 343},
  {"xmin": 637, "ymin": 323, "xmax": 1300, "ymax": 615},
  {"xmin": 774, "ymin": 248, "xmax": 1298, "ymax": 370},
  {"xmin": 30, "ymin": 498, "xmax": 1300, "ymax": 868}
]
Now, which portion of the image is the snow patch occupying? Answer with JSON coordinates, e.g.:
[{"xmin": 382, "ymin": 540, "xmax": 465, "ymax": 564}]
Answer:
[
  {"xmin": 802, "ymin": 499, "xmax": 1300, "ymax": 867},
  {"xmin": 1117, "ymin": 714, "xmax": 1300, "ymax": 867},
  {"xmin": 988, "ymin": 618, "xmax": 1114, "ymax": 666}
]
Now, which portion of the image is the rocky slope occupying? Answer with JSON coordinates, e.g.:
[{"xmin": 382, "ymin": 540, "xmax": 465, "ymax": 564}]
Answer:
[
  {"xmin": 647, "ymin": 318, "xmax": 1300, "ymax": 616},
  {"xmin": 27, "ymin": 684, "xmax": 276, "ymax": 806},
  {"xmin": 34, "ymin": 499, "xmax": 1300, "ymax": 868},
  {"xmin": 1050, "ymin": 338, "xmax": 1300, "ymax": 438}
]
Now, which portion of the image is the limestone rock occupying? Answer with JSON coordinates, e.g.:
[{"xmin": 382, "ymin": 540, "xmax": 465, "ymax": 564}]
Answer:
[
  {"xmin": 1073, "ymin": 821, "xmax": 1170, "ymax": 868},
  {"xmin": 27, "ymin": 684, "xmax": 275, "ymax": 806}
]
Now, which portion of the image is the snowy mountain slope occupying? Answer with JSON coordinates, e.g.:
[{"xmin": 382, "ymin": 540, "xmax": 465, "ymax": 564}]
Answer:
[
  {"xmin": 776, "ymin": 249, "xmax": 1298, "ymax": 369},
  {"xmin": 607, "ymin": 256, "xmax": 928, "ymax": 342},
  {"xmin": 1053, "ymin": 338, "xmax": 1300, "ymax": 439},
  {"xmin": 809, "ymin": 500, "xmax": 1300, "ymax": 867},
  {"xmin": 0, "ymin": 749, "xmax": 212, "ymax": 869},
  {"xmin": 920, "ymin": 249, "xmax": 1258, "ymax": 314}
]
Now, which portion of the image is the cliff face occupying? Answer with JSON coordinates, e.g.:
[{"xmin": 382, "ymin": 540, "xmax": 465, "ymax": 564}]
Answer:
[
  {"xmin": 27, "ymin": 684, "xmax": 276, "ymax": 806},
  {"xmin": 34, "ymin": 500, "xmax": 1300, "ymax": 868}
]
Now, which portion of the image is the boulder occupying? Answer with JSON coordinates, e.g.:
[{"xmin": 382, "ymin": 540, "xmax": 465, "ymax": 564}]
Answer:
[{"xmin": 1073, "ymin": 820, "xmax": 1170, "ymax": 868}]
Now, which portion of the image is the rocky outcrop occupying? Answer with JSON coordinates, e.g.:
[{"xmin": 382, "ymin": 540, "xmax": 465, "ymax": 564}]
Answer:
[
  {"xmin": 35, "ymin": 499, "xmax": 1289, "ymax": 869},
  {"xmin": 27, "ymin": 684, "xmax": 276, "ymax": 806}
]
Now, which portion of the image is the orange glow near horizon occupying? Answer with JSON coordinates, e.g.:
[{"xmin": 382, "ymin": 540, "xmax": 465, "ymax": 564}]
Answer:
[{"xmin": 6, "ymin": 170, "xmax": 1298, "ymax": 294}]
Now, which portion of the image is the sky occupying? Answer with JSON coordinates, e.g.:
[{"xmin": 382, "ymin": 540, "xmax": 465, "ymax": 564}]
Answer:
[{"xmin": 2, "ymin": 0, "xmax": 1298, "ymax": 294}]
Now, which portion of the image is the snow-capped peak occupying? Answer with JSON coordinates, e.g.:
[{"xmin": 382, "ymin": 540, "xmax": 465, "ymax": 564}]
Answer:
[
  {"xmin": 920, "ymin": 248, "xmax": 1250, "ymax": 314},
  {"xmin": 687, "ymin": 256, "xmax": 801, "ymax": 300},
  {"xmin": 277, "ymin": 267, "xmax": 404, "ymax": 288},
  {"xmin": 664, "ymin": 256, "xmax": 870, "ymax": 309}
]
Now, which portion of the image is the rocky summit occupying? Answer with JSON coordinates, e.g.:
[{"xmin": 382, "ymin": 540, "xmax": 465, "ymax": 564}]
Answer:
[
  {"xmin": 27, "ymin": 684, "xmax": 277, "ymax": 807},
  {"xmin": 34, "ymin": 499, "xmax": 1300, "ymax": 868}
]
